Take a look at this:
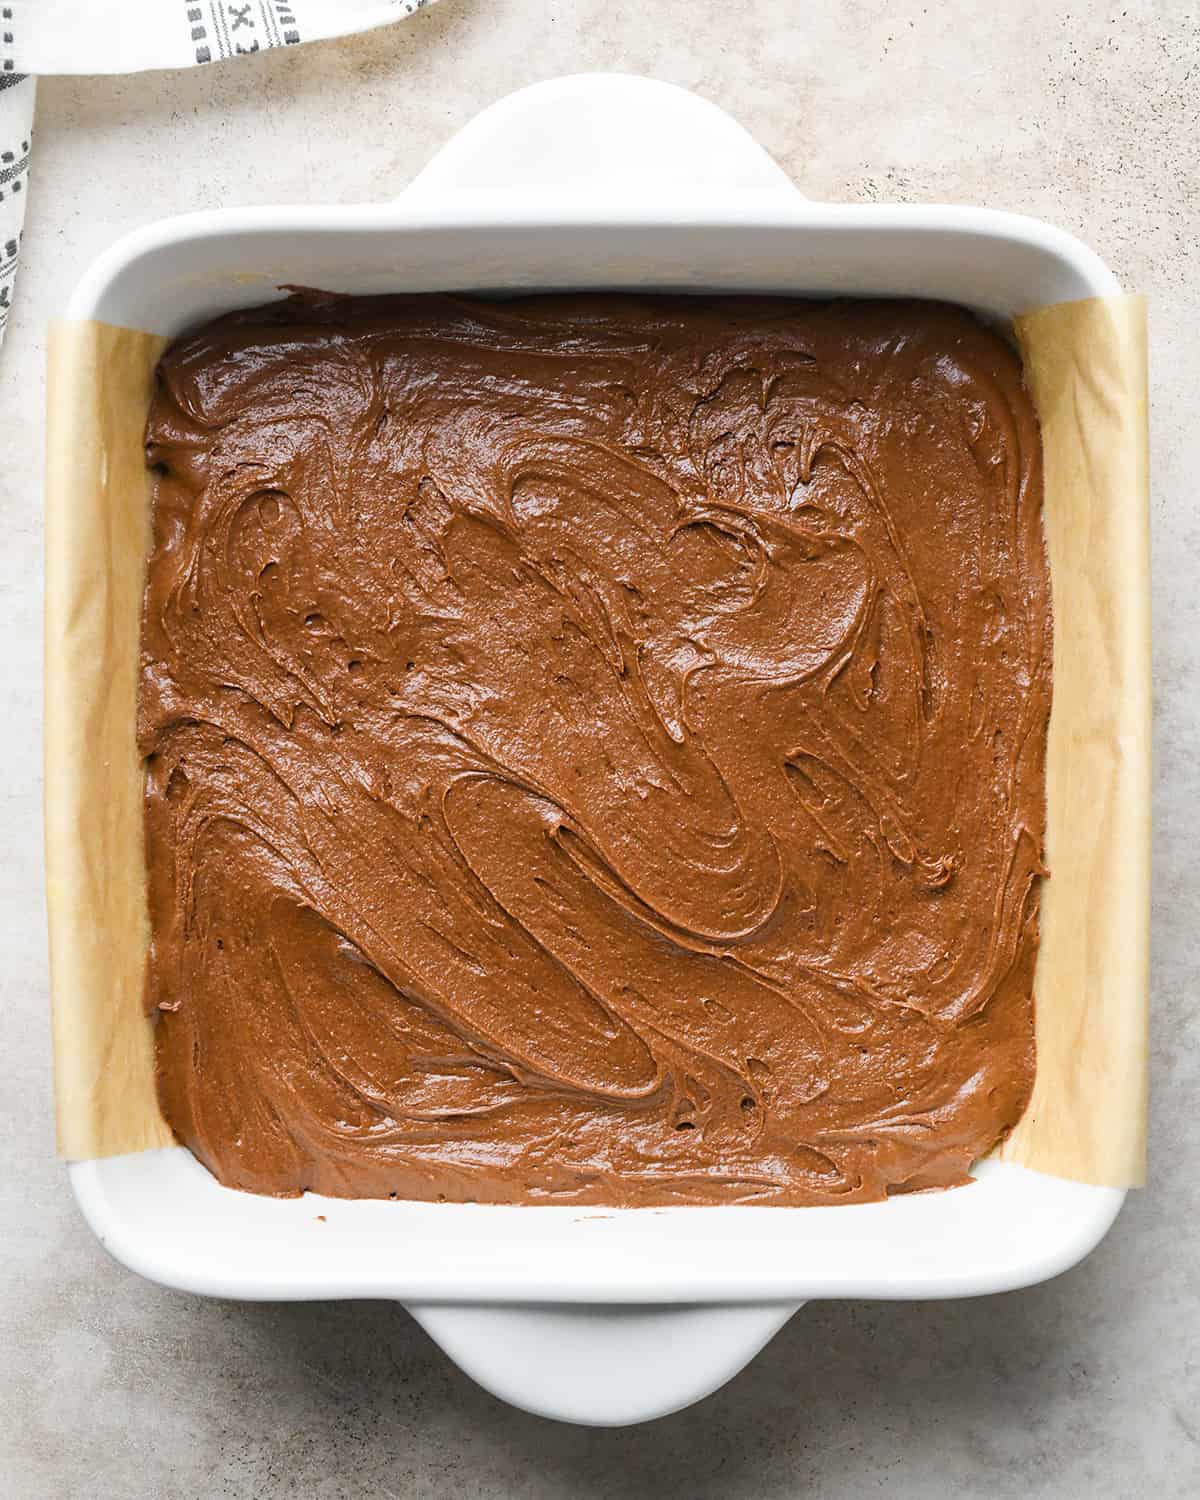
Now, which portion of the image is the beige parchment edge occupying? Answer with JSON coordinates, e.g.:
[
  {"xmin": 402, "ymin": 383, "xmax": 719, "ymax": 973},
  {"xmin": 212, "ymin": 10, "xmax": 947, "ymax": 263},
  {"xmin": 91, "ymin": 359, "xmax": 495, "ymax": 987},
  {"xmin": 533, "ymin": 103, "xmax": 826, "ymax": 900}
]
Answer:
[
  {"xmin": 45, "ymin": 321, "xmax": 174, "ymax": 1159},
  {"xmin": 999, "ymin": 295, "xmax": 1150, "ymax": 1186},
  {"xmin": 45, "ymin": 299, "xmax": 1151, "ymax": 1184}
]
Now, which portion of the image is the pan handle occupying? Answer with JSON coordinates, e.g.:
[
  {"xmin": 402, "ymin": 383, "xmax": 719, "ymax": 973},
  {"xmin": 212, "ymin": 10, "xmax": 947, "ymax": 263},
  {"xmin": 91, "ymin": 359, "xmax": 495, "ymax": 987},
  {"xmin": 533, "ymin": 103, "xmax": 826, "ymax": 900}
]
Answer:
[
  {"xmin": 407, "ymin": 1299, "xmax": 802, "ymax": 1427},
  {"xmin": 403, "ymin": 73, "xmax": 806, "ymax": 209}
]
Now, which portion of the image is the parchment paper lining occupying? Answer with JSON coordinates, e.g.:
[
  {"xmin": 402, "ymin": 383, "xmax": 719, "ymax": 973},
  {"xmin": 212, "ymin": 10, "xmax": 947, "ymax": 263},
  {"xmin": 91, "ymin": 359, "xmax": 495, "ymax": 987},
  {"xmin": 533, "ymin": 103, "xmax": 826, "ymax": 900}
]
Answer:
[{"xmin": 44, "ymin": 296, "xmax": 1150, "ymax": 1187}]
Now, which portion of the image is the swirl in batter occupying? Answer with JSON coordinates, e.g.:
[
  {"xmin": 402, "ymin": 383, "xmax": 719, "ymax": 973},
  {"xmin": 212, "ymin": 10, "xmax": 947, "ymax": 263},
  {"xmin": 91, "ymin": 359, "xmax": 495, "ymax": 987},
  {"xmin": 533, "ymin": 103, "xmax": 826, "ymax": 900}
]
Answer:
[{"xmin": 140, "ymin": 292, "xmax": 1047, "ymax": 1204}]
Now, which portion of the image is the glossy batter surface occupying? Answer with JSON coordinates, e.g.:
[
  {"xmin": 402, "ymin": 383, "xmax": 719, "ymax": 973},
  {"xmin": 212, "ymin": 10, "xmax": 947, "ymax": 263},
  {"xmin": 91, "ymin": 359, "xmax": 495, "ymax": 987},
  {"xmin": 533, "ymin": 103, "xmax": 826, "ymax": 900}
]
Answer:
[{"xmin": 140, "ymin": 293, "xmax": 1047, "ymax": 1203}]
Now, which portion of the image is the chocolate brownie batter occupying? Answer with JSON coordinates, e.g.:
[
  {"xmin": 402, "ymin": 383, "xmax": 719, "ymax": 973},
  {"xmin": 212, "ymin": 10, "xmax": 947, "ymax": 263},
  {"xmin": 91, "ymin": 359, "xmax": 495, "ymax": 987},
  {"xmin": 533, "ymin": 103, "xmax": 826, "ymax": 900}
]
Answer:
[{"xmin": 140, "ymin": 293, "xmax": 1048, "ymax": 1204}]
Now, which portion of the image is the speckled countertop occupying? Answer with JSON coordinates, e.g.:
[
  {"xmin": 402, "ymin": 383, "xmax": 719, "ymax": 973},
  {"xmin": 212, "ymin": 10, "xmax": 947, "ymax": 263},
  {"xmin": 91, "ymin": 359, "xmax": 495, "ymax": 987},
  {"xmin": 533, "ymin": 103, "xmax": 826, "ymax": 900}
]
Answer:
[{"xmin": 3, "ymin": 2, "xmax": 1197, "ymax": 1495}]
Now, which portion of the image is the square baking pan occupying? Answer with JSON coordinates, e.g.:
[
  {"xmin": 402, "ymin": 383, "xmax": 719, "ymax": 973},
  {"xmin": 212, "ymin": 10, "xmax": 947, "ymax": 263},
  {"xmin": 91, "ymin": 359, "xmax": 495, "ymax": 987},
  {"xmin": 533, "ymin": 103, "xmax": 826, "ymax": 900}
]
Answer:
[{"xmin": 52, "ymin": 75, "xmax": 1142, "ymax": 1426}]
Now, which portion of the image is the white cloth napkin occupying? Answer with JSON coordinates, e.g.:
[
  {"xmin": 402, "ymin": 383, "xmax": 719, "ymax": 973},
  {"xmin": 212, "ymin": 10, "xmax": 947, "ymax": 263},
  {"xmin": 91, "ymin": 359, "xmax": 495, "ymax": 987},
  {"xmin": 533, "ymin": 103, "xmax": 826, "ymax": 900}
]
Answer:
[{"xmin": 0, "ymin": 1, "xmax": 435, "ymax": 344}]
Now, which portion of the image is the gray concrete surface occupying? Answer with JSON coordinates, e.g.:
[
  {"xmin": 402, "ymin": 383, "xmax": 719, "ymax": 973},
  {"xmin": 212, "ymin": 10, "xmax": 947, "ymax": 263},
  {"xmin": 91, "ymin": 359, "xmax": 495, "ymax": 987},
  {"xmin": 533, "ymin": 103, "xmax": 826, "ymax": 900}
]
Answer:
[{"xmin": 3, "ymin": 1, "xmax": 1197, "ymax": 1494}]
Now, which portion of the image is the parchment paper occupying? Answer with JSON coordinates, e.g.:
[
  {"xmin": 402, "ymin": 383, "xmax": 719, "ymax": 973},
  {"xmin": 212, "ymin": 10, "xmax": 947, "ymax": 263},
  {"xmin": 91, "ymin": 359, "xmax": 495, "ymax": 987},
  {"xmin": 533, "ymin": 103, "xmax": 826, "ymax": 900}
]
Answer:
[
  {"xmin": 44, "ymin": 296, "xmax": 1150, "ymax": 1186},
  {"xmin": 45, "ymin": 322, "xmax": 173, "ymax": 1159},
  {"xmin": 999, "ymin": 295, "xmax": 1150, "ymax": 1186}
]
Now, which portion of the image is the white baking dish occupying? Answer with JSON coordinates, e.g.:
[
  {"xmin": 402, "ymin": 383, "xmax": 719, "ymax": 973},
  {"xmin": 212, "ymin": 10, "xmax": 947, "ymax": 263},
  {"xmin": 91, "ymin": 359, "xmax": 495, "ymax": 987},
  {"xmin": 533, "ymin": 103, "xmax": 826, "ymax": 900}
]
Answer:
[{"xmin": 60, "ymin": 74, "xmax": 1129, "ymax": 1427}]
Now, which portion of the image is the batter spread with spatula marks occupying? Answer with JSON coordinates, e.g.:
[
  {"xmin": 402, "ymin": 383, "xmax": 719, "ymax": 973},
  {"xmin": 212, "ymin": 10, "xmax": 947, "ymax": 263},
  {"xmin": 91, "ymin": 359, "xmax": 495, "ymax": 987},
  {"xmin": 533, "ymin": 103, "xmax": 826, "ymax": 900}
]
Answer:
[{"xmin": 140, "ymin": 292, "xmax": 1047, "ymax": 1203}]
